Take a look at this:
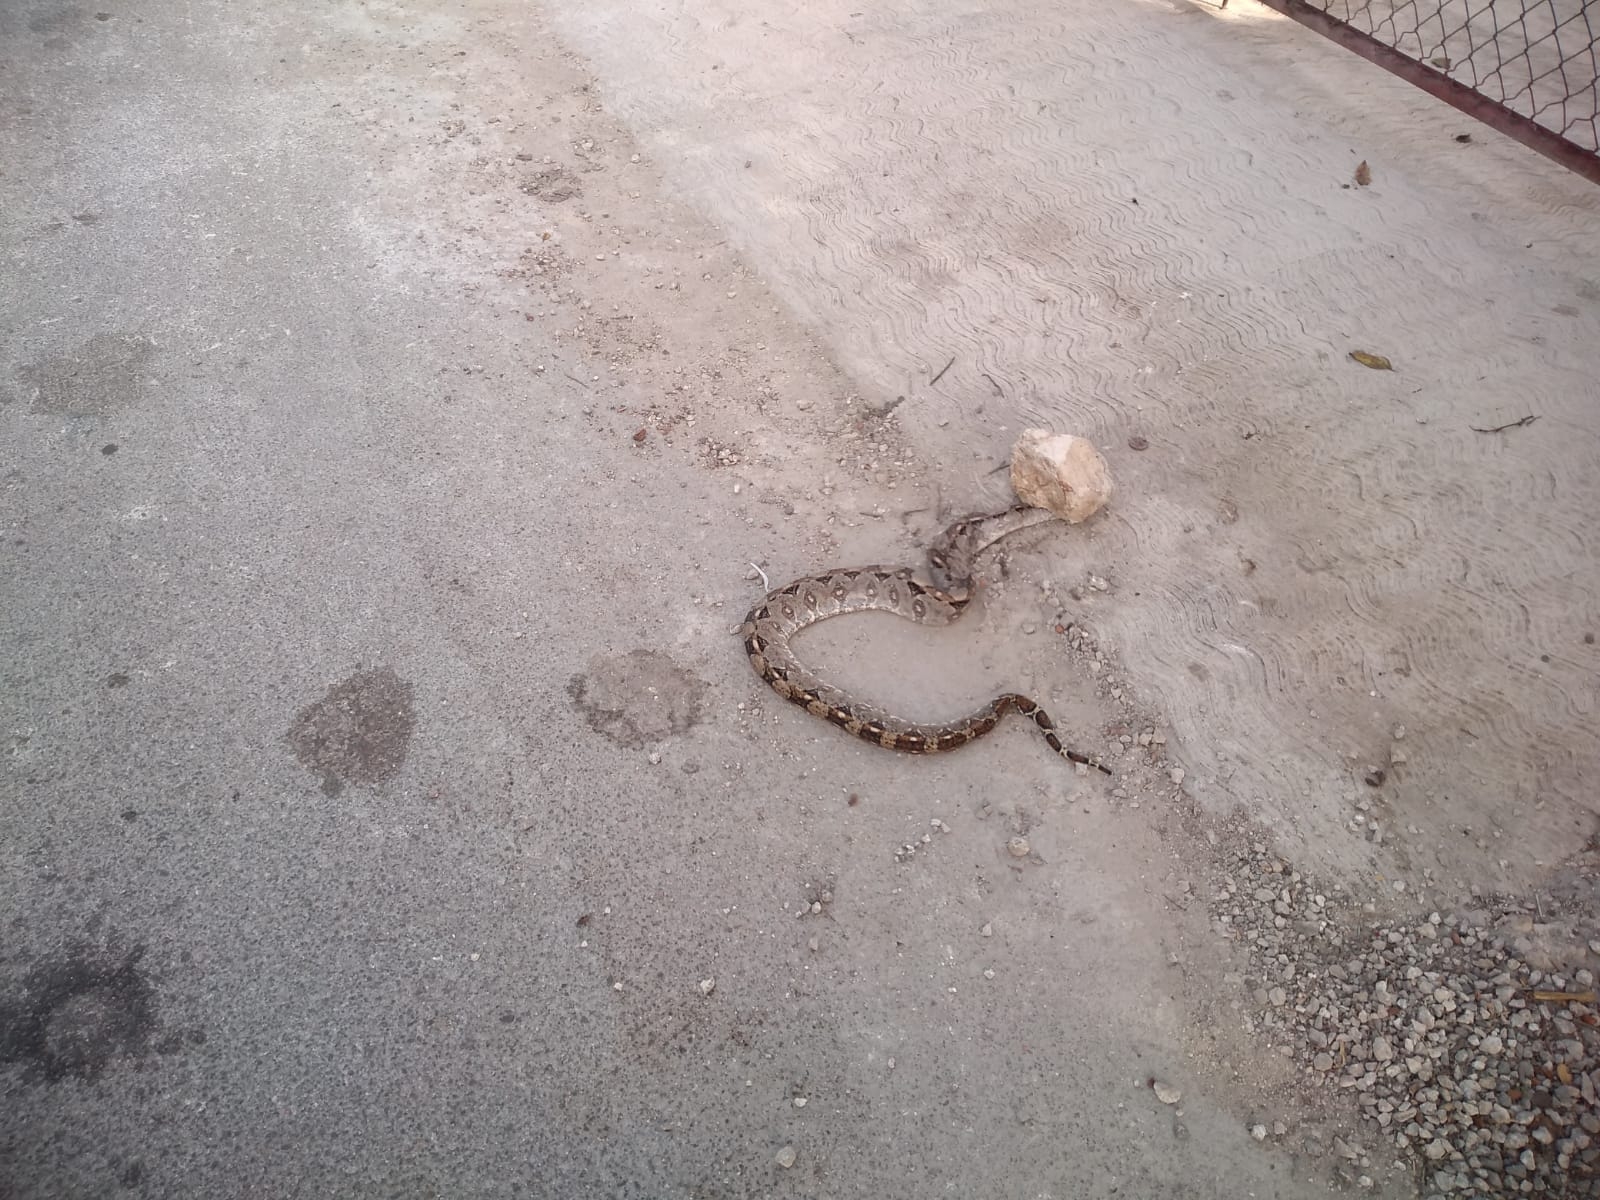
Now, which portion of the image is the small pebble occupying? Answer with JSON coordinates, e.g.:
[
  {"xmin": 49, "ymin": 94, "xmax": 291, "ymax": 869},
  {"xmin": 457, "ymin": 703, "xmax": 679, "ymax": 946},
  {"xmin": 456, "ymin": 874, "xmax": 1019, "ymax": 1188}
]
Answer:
[
  {"xmin": 774, "ymin": 1145, "xmax": 797, "ymax": 1169},
  {"xmin": 1007, "ymin": 837, "xmax": 1031, "ymax": 858},
  {"xmin": 1153, "ymin": 1082, "xmax": 1182, "ymax": 1105}
]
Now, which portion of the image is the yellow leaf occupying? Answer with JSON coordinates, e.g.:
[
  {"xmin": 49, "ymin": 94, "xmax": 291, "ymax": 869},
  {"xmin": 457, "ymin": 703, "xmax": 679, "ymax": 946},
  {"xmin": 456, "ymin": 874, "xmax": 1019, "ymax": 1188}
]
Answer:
[{"xmin": 1349, "ymin": 350, "xmax": 1393, "ymax": 370}]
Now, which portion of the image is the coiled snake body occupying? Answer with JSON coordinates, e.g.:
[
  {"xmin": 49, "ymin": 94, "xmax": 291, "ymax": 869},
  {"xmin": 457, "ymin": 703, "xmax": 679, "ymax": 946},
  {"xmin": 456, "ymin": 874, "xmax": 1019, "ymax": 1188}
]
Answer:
[{"xmin": 742, "ymin": 506, "xmax": 1110, "ymax": 772}]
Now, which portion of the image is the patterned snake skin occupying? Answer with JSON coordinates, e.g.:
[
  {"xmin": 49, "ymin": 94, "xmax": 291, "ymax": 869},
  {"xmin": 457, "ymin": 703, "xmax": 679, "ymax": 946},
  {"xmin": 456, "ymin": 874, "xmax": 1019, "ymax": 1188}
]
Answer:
[{"xmin": 742, "ymin": 506, "xmax": 1110, "ymax": 772}]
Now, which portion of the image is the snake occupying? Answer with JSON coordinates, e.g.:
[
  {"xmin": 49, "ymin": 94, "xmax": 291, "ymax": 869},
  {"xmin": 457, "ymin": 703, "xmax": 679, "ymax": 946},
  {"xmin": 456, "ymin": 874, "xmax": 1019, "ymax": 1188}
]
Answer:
[{"xmin": 741, "ymin": 505, "xmax": 1111, "ymax": 773}]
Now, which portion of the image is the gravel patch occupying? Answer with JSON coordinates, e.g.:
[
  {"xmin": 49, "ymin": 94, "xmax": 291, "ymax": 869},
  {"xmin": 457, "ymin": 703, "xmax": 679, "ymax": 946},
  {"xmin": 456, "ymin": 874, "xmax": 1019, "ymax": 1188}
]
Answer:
[{"xmin": 1211, "ymin": 841, "xmax": 1600, "ymax": 1198}]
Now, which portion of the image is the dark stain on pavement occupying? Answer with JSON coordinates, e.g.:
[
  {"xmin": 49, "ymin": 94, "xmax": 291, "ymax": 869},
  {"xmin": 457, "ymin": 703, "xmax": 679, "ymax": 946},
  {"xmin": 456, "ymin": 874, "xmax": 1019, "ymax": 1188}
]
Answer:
[
  {"xmin": 287, "ymin": 666, "xmax": 417, "ymax": 795},
  {"xmin": 568, "ymin": 649, "xmax": 707, "ymax": 748},
  {"xmin": 0, "ymin": 942, "xmax": 161, "ymax": 1083},
  {"xmin": 17, "ymin": 332, "xmax": 155, "ymax": 417}
]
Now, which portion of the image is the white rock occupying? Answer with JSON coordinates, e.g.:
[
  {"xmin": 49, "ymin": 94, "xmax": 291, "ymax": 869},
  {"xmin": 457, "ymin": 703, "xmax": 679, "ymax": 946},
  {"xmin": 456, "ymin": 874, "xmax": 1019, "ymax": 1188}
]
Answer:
[
  {"xmin": 774, "ymin": 1145, "xmax": 797, "ymax": 1169},
  {"xmin": 1010, "ymin": 430, "xmax": 1113, "ymax": 523},
  {"xmin": 699, "ymin": 977, "xmax": 716, "ymax": 996},
  {"xmin": 1007, "ymin": 836, "xmax": 1031, "ymax": 858},
  {"xmin": 1154, "ymin": 1081, "xmax": 1182, "ymax": 1104}
]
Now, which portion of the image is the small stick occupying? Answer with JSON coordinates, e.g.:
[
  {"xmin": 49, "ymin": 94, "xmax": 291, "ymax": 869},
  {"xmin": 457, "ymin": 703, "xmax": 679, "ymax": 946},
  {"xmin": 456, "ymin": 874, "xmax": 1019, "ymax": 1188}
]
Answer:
[
  {"xmin": 929, "ymin": 355, "xmax": 956, "ymax": 387},
  {"xmin": 1531, "ymin": 990, "xmax": 1597, "ymax": 1004},
  {"xmin": 748, "ymin": 562, "xmax": 770, "ymax": 590},
  {"xmin": 562, "ymin": 371, "xmax": 591, "ymax": 389},
  {"xmin": 1470, "ymin": 415, "xmax": 1537, "ymax": 433}
]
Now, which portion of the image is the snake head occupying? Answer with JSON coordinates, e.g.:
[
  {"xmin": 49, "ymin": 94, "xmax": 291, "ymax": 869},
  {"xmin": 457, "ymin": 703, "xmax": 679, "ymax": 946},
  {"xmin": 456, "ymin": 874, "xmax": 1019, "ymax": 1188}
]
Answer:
[{"xmin": 927, "ymin": 519, "xmax": 982, "ymax": 590}]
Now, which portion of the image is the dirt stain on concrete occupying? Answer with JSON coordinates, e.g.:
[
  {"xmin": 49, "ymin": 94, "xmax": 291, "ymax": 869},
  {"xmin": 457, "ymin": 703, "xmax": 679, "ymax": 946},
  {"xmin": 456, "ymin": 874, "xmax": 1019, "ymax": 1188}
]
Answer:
[
  {"xmin": 17, "ymin": 332, "xmax": 155, "ymax": 417},
  {"xmin": 286, "ymin": 666, "xmax": 417, "ymax": 796},
  {"xmin": 568, "ymin": 649, "xmax": 707, "ymax": 748}
]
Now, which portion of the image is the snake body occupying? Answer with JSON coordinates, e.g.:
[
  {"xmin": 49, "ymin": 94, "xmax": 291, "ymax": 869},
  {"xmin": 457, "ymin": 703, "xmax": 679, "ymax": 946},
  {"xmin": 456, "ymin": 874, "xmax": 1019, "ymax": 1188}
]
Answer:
[{"xmin": 742, "ymin": 506, "xmax": 1110, "ymax": 772}]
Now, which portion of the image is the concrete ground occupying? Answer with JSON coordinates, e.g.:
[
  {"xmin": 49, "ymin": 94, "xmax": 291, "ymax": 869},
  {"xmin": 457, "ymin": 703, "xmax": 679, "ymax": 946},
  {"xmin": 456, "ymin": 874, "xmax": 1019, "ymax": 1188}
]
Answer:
[{"xmin": 2, "ymin": 1, "xmax": 1597, "ymax": 1198}]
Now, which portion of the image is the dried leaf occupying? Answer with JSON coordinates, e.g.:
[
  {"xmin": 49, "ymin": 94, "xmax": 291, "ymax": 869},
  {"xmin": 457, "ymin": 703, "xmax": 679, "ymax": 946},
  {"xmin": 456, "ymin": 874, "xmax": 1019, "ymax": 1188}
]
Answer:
[
  {"xmin": 1354, "ymin": 160, "xmax": 1372, "ymax": 186},
  {"xmin": 1349, "ymin": 350, "xmax": 1393, "ymax": 371}
]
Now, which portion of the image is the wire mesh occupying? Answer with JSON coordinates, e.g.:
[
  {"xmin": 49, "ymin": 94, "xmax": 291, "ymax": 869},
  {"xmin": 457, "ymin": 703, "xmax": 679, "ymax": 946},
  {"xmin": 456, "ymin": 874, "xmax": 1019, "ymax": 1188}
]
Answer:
[{"xmin": 1297, "ymin": 0, "xmax": 1598, "ymax": 155}]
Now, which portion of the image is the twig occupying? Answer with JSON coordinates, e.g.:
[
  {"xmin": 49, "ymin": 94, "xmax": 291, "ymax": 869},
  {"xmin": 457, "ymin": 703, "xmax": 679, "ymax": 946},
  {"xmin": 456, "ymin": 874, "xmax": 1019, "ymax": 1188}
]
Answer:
[
  {"xmin": 562, "ymin": 371, "xmax": 591, "ymax": 389},
  {"xmin": 748, "ymin": 562, "xmax": 770, "ymax": 590},
  {"xmin": 929, "ymin": 355, "xmax": 956, "ymax": 387},
  {"xmin": 981, "ymin": 372, "xmax": 1004, "ymax": 398},
  {"xmin": 1470, "ymin": 415, "xmax": 1537, "ymax": 434},
  {"xmin": 1531, "ymin": 989, "xmax": 1597, "ymax": 1004}
]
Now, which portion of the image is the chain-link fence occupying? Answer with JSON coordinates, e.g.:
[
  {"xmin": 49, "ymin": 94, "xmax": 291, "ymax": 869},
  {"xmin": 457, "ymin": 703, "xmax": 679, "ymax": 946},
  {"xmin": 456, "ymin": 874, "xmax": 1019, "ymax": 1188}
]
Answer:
[{"xmin": 1262, "ymin": 0, "xmax": 1598, "ymax": 173}]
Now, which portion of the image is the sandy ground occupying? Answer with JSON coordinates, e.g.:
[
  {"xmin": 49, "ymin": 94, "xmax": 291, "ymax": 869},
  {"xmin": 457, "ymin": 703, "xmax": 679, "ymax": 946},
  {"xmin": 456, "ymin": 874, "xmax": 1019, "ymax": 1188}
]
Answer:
[{"xmin": 1, "ymin": 1, "xmax": 1597, "ymax": 1198}]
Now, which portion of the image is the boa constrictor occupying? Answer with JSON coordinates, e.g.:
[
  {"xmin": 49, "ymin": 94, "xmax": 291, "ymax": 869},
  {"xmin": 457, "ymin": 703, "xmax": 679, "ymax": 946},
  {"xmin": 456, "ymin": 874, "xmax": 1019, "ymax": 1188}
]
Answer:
[{"xmin": 741, "ymin": 506, "xmax": 1110, "ymax": 772}]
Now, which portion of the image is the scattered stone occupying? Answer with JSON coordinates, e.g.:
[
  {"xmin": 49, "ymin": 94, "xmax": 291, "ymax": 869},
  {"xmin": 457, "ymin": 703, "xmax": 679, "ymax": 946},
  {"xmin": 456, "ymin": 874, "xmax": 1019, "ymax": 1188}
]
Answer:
[
  {"xmin": 1007, "ymin": 836, "xmax": 1031, "ymax": 858},
  {"xmin": 774, "ymin": 1145, "xmax": 797, "ymax": 1169},
  {"xmin": 698, "ymin": 977, "xmax": 715, "ymax": 997},
  {"xmin": 1009, "ymin": 429, "xmax": 1113, "ymax": 523},
  {"xmin": 1208, "ymin": 837, "xmax": 1600, "ymax": 1199},
  {"xmin": 1251, "ymin": 1123, "xmax": 1268, "ymax": 1141},
  {"xmin": 1154, "ymin": 1081, "xmax": 1182, "ymax": 1105}
]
